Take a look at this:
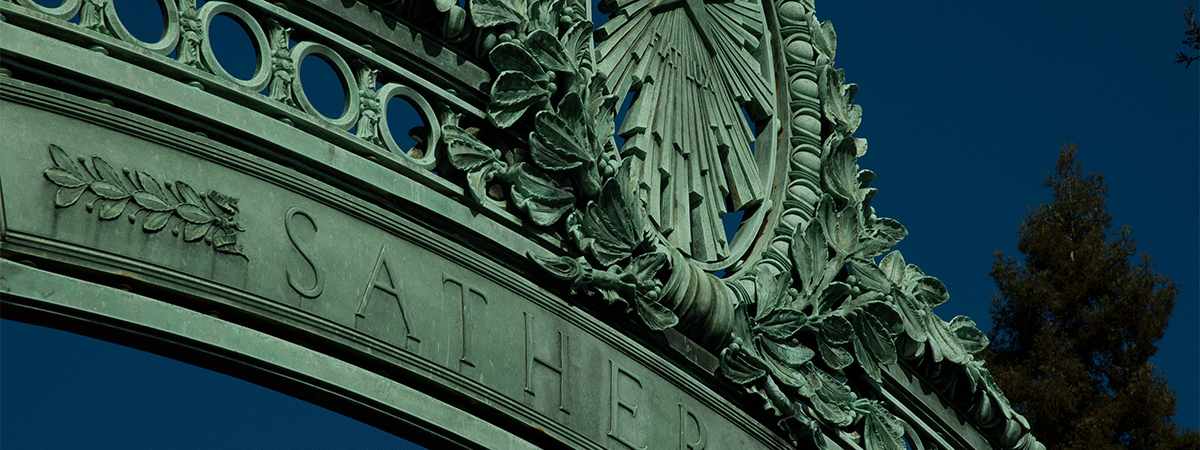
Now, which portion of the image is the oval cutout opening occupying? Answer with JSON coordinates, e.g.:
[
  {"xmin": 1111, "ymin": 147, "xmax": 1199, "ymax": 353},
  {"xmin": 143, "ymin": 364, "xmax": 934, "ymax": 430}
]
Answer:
[
  {"xmin": 208, "ymin": 14, "xmax": 257, "ymax": 81},
  {"xmin": 384, "ymin": 96, "xmax": 428, "ymax": 156},
  {"xmin": 113, "ymin": 0, "xmax": 166, "ymax": 43},
  {"xmin": 31, "ymin": 0, "xmax": 68, "ymax": 9},
  {"xmin": 299, "ymin": 54, "xmax": 347, "ymax": 121}
]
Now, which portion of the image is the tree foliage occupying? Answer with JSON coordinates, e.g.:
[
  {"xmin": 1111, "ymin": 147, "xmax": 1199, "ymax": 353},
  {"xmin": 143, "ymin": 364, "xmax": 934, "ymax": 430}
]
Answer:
[
  {"xmin": 985, "ymin": 143, "xmax": 1199, "ymax": 450},
  {"xmin": 1176, "ymin": 5, "xmax": 1199, "ymax": 67}
]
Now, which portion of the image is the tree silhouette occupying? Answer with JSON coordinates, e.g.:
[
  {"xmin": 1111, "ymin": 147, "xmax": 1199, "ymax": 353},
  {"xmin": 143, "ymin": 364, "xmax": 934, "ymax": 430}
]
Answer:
[
  {"xmin": 1176, "ymin": 6, "xmax": 1199, "ymax": 67},
  {"xmin": 985, "ymin": 143, "xmax": 1199, "ymax": 450}
]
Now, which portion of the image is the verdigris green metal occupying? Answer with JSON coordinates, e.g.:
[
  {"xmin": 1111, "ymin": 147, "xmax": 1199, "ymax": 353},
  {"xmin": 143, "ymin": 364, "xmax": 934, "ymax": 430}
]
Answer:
[
  {"xmin": 0, "ymin": 0, "xmax": 1044, "ymax": 448},
  {"xmin": 0, "ymin": 259, "xmax": 543, "ymax": 450},
  {"xmin": 2, "ymin": 85, "xmax": 785, "ymax": 448},
  {"xmin": 41, "ymin": 144, "xmax": 247, "ymax": 258}
]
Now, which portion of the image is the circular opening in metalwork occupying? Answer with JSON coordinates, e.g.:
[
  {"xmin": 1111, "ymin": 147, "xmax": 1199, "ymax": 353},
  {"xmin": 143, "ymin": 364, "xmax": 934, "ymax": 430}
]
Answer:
[
  {"xmin": 384, "ymin": 96, "xmax": 426, "ymax": 156},
  {"xmin": 23, "ymin": 0, "xmax": 83, "ymax": 21},
  {"xmin": 298, "ymin": 54, "xmax": 348, "ymax": 122},
  {"xmin": 208, "ymin": 14, "xmax": 258, "ymax": 81},
  {"xmin": 198, "ymin": 2, "xmax": 270, "ymax": 91},
  {"xmin": 113, "ymin": 0, "xmax": 166, "ymax": 43},
  {"xmin": 289, "ymin": 42, "xmax": 358, "ymax": 130},
  {"xmin": 376, "ymin": 83, "xmax": 437, "ymax": 169},
  {"xmin": 29, "ymin": 0, "xmax": 66, "ymax": 9}
]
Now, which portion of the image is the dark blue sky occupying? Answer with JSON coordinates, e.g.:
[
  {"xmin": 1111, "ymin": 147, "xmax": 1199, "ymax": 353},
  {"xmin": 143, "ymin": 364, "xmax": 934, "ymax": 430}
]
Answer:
[
  {"xmin": 817, "ymin": 0, "xmax": 1198, "ymax": 432},
  {"xmin": 0, "ymin": 320, "xmax": 424, "ymax": 449},
  {"xmin": 4, "ymin": 0, "xmax": 1197, "ymax": 447}
]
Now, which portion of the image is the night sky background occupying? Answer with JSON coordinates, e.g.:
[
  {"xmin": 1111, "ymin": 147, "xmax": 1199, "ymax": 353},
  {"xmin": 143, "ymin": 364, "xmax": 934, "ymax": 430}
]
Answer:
[{"xmin": 3, "ymin": 0, "xmax": 1197, "ymax": 448}]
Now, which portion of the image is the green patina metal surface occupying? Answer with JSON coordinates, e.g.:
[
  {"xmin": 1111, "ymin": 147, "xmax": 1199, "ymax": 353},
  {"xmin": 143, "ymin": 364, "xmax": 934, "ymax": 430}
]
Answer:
[{"xmin": 0, "ymin": 0, "xmax": 1043, "ymax": 448}]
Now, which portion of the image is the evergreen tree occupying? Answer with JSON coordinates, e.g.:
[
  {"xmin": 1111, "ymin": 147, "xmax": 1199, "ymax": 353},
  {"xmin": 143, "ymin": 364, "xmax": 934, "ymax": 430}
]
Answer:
[
  {"xmin": 1176, "ymin": 5, "xmax": 1199, "ymax": 67},
  {"xmin": 985, "ymin": 143, "xmax": 1199, "ymax": 450}
]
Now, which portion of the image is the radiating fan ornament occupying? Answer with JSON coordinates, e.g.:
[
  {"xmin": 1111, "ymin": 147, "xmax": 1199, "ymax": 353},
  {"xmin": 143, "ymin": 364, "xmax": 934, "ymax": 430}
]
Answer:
[{"xmin": 595, "ymin": 0, "xmax": 776, "ymax": 264}]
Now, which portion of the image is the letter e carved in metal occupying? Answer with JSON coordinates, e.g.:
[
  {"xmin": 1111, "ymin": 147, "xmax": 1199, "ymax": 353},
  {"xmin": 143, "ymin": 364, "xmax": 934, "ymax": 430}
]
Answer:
[
  {"xmin": 284, "ymin": 207, "xmax": 323, "ymax": 298},
  {"xmin": 609, "ymin": 360, "xmax": 647, "ymax": 450}
]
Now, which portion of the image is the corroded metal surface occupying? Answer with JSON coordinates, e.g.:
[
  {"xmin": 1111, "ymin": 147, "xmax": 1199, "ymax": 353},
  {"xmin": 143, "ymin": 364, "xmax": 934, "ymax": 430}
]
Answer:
[{"xmin": 1, "ymin": 0, "xmax": 1042, "ymax": 448}]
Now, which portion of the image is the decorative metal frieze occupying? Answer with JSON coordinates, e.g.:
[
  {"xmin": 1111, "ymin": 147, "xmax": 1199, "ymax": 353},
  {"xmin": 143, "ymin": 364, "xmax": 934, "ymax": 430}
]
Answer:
[
  {"xmin": 450, "ymin": 0, "xmax": 1045, "ymax": 448},
  {"xmin": 6, "ymin": 0, "xmax": 1046, "ymax": 447},
  {"xmin": 74, "ymin": 0, "xmax": 181, "ymax": 54},
  {"xmin": 7, "ymin": 0, "xmax": 453, "ymax": 173},
  {"xmin": 42, "ymin": 145, "xmax": 248, "ymax": 259}
]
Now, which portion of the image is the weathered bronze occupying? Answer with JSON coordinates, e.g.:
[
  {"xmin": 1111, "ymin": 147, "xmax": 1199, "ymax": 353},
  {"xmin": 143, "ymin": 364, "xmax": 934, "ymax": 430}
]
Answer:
[{"xmin": 1, "ymin": 0, "xmax": 1043, "ymax": 448}]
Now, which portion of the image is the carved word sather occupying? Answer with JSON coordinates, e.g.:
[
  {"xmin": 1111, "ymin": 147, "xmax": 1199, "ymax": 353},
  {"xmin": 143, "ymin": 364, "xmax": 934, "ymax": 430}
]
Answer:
[{"xmin": 280, "ymin": 207, "xmax": 717, "ymax": 448}]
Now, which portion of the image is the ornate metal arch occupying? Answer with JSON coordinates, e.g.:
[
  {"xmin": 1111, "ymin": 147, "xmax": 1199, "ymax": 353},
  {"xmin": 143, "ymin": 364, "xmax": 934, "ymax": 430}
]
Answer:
[
  {"xmin": 446, "ymin": 0, "xmax": 1046, "ymax": 448},
  {"xmin": 0, "ymin": 0, "xmax": 1044, "ymax": 447}
]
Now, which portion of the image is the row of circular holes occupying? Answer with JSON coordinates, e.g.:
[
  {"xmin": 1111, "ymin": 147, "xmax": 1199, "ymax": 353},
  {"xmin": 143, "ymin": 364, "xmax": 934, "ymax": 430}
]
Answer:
[
  {"xmin": 33, "ymin": 0, "xmax": 747, "ymax": 245},
  {"xmin": 30, "ymin": 0, "xmax": 756, "ymax": 269},
  {"xmin": 22, "ymin": 0, "xmax": 436, "ymax": 159}
]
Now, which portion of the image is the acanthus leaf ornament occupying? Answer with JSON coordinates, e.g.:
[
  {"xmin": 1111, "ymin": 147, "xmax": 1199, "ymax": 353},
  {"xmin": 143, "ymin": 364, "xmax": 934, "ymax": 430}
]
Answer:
[
  {"xmin": 577, "ymin": 160, "xmax": 649, "ymax": 267},
  {"xmin": 468, "ymin": 0, "xmax": 524, "ymax": 28},
  {"xmin": 863, "ymin": 400, "xmax": 907, "ymax": 450},
  {"xmin": 442, "ymin": 122, "xmax": 580, "ymax": 226},
  {"xmin": 178, "ymin": 0, "xmax": 205, "ymax": 69},
  {"xmin": 452, "ymin": 0, "xmax": 1044, "ymax": 447},
  {"xmin": 508, "ymin": 163, "xmax": 577, "ymax": 226},
  {"xmin": 0, "ymin": 0, "xmax": 1045, "ymax": 445}
]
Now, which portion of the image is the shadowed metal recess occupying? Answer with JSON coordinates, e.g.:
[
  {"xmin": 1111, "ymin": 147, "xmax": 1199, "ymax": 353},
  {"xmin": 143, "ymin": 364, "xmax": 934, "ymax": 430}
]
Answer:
[{"xmin": 1, "ymin": 0, "xmax": 1042, "ymax": 448}]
